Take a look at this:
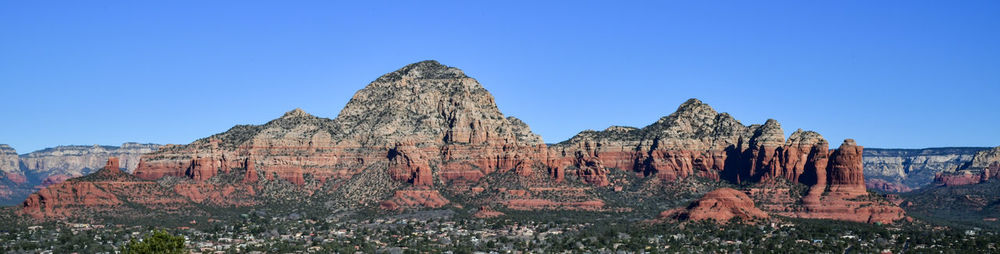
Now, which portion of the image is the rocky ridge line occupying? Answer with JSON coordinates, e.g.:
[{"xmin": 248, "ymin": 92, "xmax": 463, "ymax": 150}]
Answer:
[
  {"xmin": 933, "ymin": 146, "xmax": 1000, "ymax": 186},
  {"xmin": 22, "ymin": 60, "xmax": 904, "ymax": 224}
]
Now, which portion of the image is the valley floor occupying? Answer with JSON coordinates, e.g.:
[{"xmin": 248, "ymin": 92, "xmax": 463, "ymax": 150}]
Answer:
[{"xmin": 1, "ymin": 207, "xmax": 997, "ymax": 253}]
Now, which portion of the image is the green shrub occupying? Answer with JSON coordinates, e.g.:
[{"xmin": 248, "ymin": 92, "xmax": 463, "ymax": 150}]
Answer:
[{"xmin": 122, "ymin": 230, "xmax": 186, "ymax": 254}]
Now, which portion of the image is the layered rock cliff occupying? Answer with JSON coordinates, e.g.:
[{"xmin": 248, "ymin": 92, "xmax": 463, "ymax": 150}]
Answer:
[
  {"xmin": 133, "ymin": 60, "xmax": 547, "ymax": 208},
  {"xmin": 21, "ymin": 143, "xmax": 161, "ymax": 177},
  {"xmin": 21, "ymin": 158, "xmax": 198, "ymax": 219},
  {"xmin": 933, "ymin": 146, "xmax": 1000, "ymax": 186},
  {"xmin": 0, "ymin": 143, "xmax": 161, "ymax": 206},
  {"xmin": 546, "ymin": 100, "xmax": 836, "ymax": 188},
  {"xmin": 863, "ymin": 147, "xmax": 986, "ymax": 191},
  {"xmin": 22, "ymin": 60, "xmax": 903, "ymax": 224},
  {"xmin": 546, "ymin": 100, "xmax": 900, "ymax": 223},
  {"xmin": 0, "ymin": 145, "xmax": 30, "ymax": 205},
  {"xmin": 0, "ymin": 145, "xmax": 20, "ymax": 179}
]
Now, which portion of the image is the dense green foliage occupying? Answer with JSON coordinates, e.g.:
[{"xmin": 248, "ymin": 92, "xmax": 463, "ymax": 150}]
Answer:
[{"xmin": 122, "ymin": 230, "xmax": 186, "ymax": 254}]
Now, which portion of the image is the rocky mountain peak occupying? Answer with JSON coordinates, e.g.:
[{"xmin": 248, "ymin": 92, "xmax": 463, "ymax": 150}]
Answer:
[
  {"xmin": 191, "ymin": 109, "xmax": 334, "ymax": 151},
  {"xmin": 841, "ymin": 138, "xmax": 858, "ymax": 147},
  {"xmin": 668, "ymin": 98, "xmax": 718, "ymax": 120},
  {"xmin": 281, "ymin": 108, "xmax": 312, "ymax": 119},
  {"xmin": 749, "ymin": 119, "xmax": 785, "ymax": 147},
  {"xmin": 786, "ymin": 129, "xmax": 826, "ymax": 146},
  {"xmin": 375, "ymin": 60, "xmax": 467, "ymax": 82},
  {"xmin": 648, "ymin": 98, "xmax": 720, "ymax": 133},
  {"xmin": 335, "ymin": 60, "xmax": 542, "ymax": 145},
  {"xmin": 640, "ymin": 98, "xmax": 751, "ymax": 150}
]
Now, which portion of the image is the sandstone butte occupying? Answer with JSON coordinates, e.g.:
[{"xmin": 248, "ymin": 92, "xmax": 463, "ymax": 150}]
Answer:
[
  {"xmin": 19, "ymin": 60, "xmax": 905, "ymax": 224},
  {"xmin": 933, "ymin": 146, "xmax": 1000, "ymax": 186},
  {"xmin": 659, "ymin": 188, "xmax": 769, "ymax": 224}
]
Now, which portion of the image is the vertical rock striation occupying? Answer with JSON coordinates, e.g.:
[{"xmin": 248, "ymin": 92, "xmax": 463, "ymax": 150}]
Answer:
[
  {"xmin": 0, "ymin": 144, "xmax": 29, "ymax": 205},
  {"xmin": 133, "ymin": 61, "xmax": 547, "ymax": 207},
  {"xmin": 20, "ymin": 143, "xmax": 161, "ymax": 176},
  {"xmin": 0, "ymin": 144, "xmax": 25, "ymax": 184},
  {"xmin": 23, "ymin": 60, "xmax": 902, "ymax": 223},
  {"xmin": 933, "ymin": 146, "xmax": 1000, "ymax": 186},
  {"xmin": 863, "ymin": 147, "xmax": 985, "ymax": 191},
  {"xmin": 547, "ymin": 99, "xmax": 862, "ymax": 194},
  {"xmin": 21, "ymin": 157, "xmax": 196, "ymax": 219},
  {"xmin": 1, "ymin": 143, "xmax": 162, "ymax": 205}
]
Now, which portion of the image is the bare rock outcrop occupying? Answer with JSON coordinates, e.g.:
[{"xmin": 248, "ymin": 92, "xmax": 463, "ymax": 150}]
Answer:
[
  {"xmin": 1, "ymin": 143, "xmax": 162, "ymax": 205},
  {"xmin": 20, "ymin": 158, "xmax": 195, "ymax": 219},
  {"xmin": 863, "ymin": 147, "xmax": 984, "ymax": 190},
  {"xmin": 932, "ymin": 146, "xmax": 1000, "ymax": 186},
  {"xmin": 379, "ymin": 189, "xmax": 450, "ymax": 210},
  {"xmin": 548, "ymin": 101, "xmax": 900, "ymax": 223},
  {"xmin": 659, "ymin": 188, "xmax": 768, "ymax": 224},
  {"xmin": 19, "ymin": 60, "xmax": 904, "ymax": 224},
  {"xmin": 20, "ymin": 143, "xmax": 160, "ymax": 176},
  {"xmin": 546, "ymin": 100, "xmax": 838, "ymax": 189},
  {"xmin": 0, "ymin": 144, "xmax": 21, "ymax": 181},
  {"xmin": 0, "ymin": 145, "xmax": 30, "ymax": 205},
  {"xmin": 133, "ymin": 61, "xmax": 548, "ymax": 207},
  {"xmin": 826, "ymin": 139, "xmax": 868, "ymax": 197},
  {"xmin": 790, "ymin": 140, "xmax": 906, "ymax": 224}
]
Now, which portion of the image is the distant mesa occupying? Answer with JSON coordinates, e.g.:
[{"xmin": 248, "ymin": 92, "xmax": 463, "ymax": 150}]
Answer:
[
  {"xmin": 933, "ymin": 146, "xmax": 1000, "ymax": 186},
  {"xmin": 0, "ymin": 143, "xmax": 162, "ymax": 206},
  {"xmin": 863, "ymin": 147, "xmax": 987, "ymax": 192}
]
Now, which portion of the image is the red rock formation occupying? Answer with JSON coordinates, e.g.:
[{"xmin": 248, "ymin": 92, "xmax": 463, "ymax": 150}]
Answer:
[
  {"xmin": 546, "ymin": 106, "xmax": 840, "ymax": 192},
  {"xmin": 105, "ymin": 157, "xmax": 121, "ymax": 172},
  {"xmin": 782, "ymin": 140, "xmax": 906, "ymax": 224},
  {"xmin": 387, "ymin": 141, "xmax": 433, "ymax": 186},
  {"xmin": 547, "ymin": 102, "xmax": 901, "ymax": 224},
  {"xmin": 0, "ymin": 144, "xmax": 28, "ymax": 202},
  {"xmin": 659, "ymin": 188, "xmax": 768, "ymax": 224},
  {"xmin": 38, "ymin": 174, "xmax": 75, "ymax": 187},
  {"xmin": 826, "ymin": 139, "xmax": 868, "ymax": 197},
  {"xmin": 17, "ymin": 61, "xmax": 904, "ymax": 225},
  {"xmin": 243, "ymin": 157, "xmax": 259, "ymax": 183},
  {"xmin": 932, "ymin": 146, "xmax": 1000, "ymax": 186},
  {"xmin": 793, "ymin": 197, "xmax": 906, "ymax": 224},
  {"xmin": 132, "ymin": 61, "xmax": 547, "ymax": 208},
  {"xmin": 21, "ymin": 180, "xmax": 122, "ymax": 218},
  {"xmin": 2, "ymin": 172, "xmax": 27, "ymax": 185},
  {"xmin": 934, "ymin": 171, "xmax": 984, "ymax": 186},
  {"xmin": 379, "ymin": 189, "xmax": 450, "ymax": 210},
  {"xmin": 20, "ymin": 158, "xmax": 195, "ymax": 219}
]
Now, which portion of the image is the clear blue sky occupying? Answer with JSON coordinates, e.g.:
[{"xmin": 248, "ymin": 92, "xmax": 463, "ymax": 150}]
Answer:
[{"xmin": 1, "ymin": 1, "xmax": 998, "ymax": 153}]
